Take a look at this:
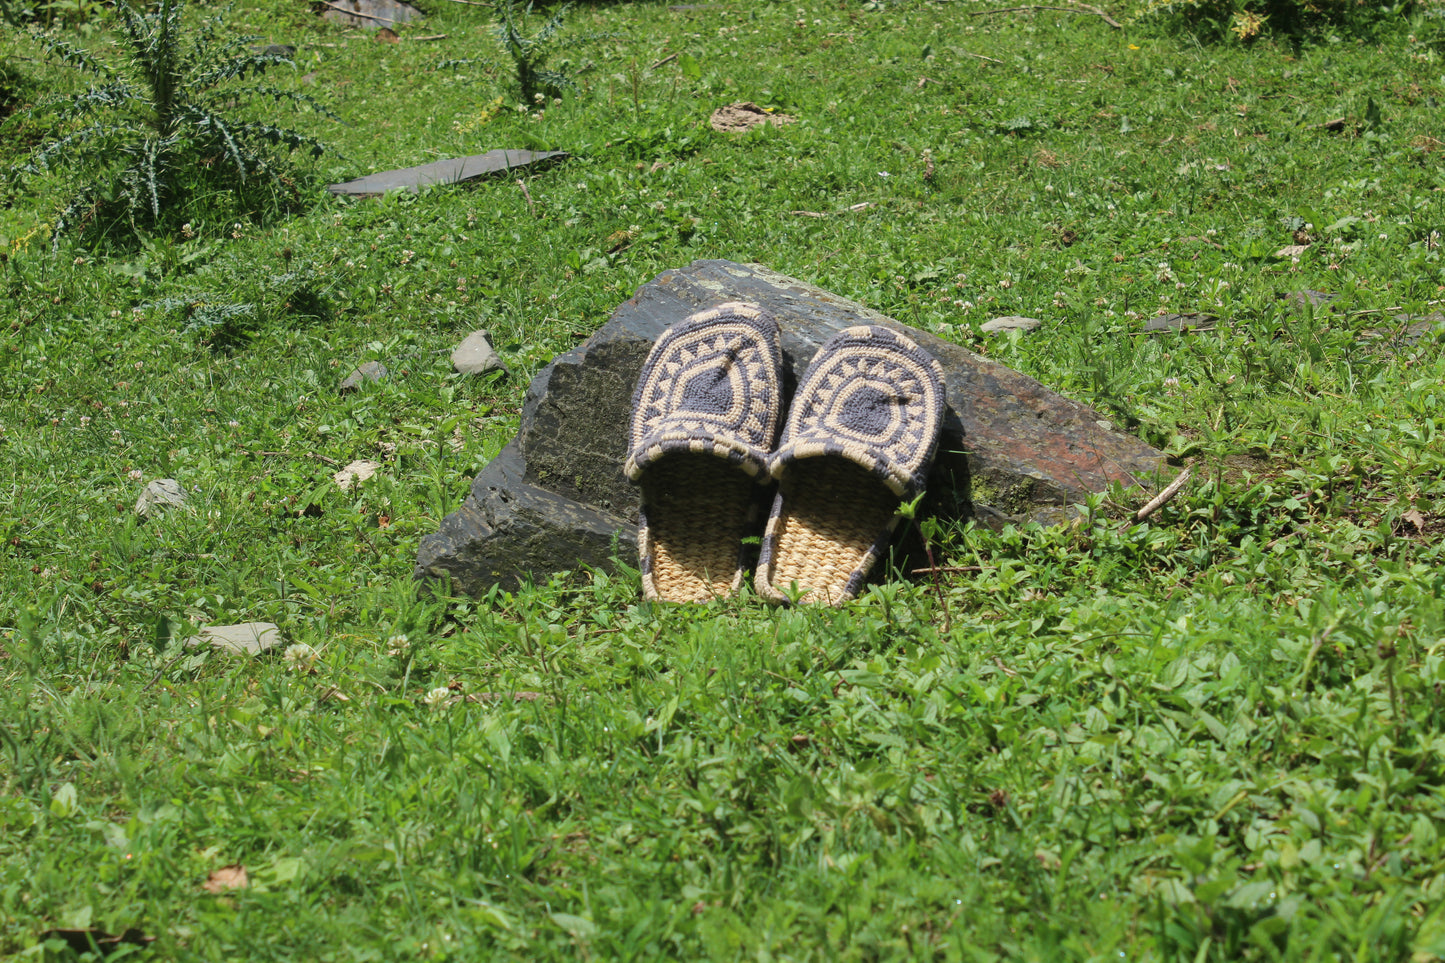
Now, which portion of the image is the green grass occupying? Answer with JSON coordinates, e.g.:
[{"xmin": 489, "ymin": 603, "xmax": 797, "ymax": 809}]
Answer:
[{"xmin": 3, "ymin": 0, "xmax": 1445, "ymax": 958}]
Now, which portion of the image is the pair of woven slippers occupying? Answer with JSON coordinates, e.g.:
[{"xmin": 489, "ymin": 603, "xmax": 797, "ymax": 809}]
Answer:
[{"xmin": 624, "ymin": 301, "xmax": 946, "ymax": 605}]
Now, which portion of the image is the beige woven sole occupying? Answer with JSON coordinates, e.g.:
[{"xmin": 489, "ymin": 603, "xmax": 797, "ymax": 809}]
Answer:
[
  {"xmin": 759, "ymin": 457, "xmax": 900, "ymax": 605},
  {"xmin": 640, "ymin": 453, "xmax": 757, "ymax": 602}
]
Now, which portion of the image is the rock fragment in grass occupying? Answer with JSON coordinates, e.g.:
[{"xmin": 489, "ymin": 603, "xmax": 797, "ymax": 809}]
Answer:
[
  {"xmin": 186, "ymin": 622, "xmax": 283, "ymax": 656},
  {"xmin": 327, "ymin": 150, "xmax": 567, "ymax": 197},
  {"xmin": 980, "ymin": 315, "xmax": 1042, "ymax": 334},
  {"xmin": 340, "ymin": 360, "xmax": 387, "ymax": 392},
  {"xmin": 1281, "ymin": 289, "xmax": 1339, "ymax": 313},
  {"xmin": 333, "ymin": 459, "xmax": 382, "ymax": 491},
  {"xmin": 135, "ymin": 478, "xmax": 188, "ymax": 516},
  {"xmin": 1362, "ymin": 312, "xmax": 1445, "ymax": 355},
  {"xmin": 321, "ymin": 0, "xmax": 422, "ymax": 29},
  {"xmin": 1145, "ymin": 312, "xmax": 1218, "ymax": 334},
  {"xmin": 710, "ymin": 102, "xmax": 796, "ymax": 133},
  {"xmin": 451, "ymin": 330, "xmax": 507, "ymax": 375}
]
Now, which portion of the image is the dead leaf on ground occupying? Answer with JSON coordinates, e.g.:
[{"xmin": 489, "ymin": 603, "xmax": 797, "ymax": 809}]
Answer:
[
  {"xmin": 333, "ymin": 459, "xmax": 381, "ymax": 491},
  {"xmin": 710, "ymin": 102, "xmax": 796, "ymax": 133},
  {"xmin": 203, "ymin": 864, "xmax": 250, "ymax": 894},
  {"xmin": 375, "ymin": 26, "xmax": 399, "ymax": 42},
  {"xmin": 1274, "ymin": 244, "xmax": 1310, "ymax": 259}
]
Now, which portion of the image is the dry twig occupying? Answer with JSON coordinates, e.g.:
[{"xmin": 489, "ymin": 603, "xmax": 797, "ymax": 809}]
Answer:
[
  {"xmin": 517, "ymin": 179, "xmax": 537, "ymax": 217},
  {"xmin": 958, "ymin": 1, "xmax": 1123, "ymax": 29},
  {"xmin": 245, "ymin": 450, "xmax": 340, "ymax": 467},
  {"xmin": 1134, "ymin": 466, "xmax": 1192, "ymax": 523}
]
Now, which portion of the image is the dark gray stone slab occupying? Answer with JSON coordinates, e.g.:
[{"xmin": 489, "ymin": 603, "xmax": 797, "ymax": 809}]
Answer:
[
  {"xmin": 418, "ymin": 446, "xmax": 633, "ymax": 597},
  {"xmin": 327, "ymin": 150, "xmax": 567, "ymax": 197},
  {"xmin": 415, "ymin": 259, "xmax": 1175, "ymax": 596}
]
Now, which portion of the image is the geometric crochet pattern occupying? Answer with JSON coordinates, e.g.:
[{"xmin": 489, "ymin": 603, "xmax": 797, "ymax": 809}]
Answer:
[
  {"xmin": 625, "ymin": 301, "xmax": 785, "ymax": 602},
  {"xmin": 767, "ymin": 325, "xmax": 945, "ymax": 498},
  {"xmin": 625, "ymin": 301, "xmax": 785, "ymax": 485},
  {"xmin": 756, "ymin": 325, "xmax": 946, "ymax": 606}
]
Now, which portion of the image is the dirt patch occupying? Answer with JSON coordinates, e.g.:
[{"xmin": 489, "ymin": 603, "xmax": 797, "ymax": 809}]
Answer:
[{"xmin": 710, "ymin": 102, "xmax": 796, "ymax": 133}]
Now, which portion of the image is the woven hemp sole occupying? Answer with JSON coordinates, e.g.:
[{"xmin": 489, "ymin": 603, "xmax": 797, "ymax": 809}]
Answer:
[
  {"xmin": 641, "ymin": 454, "xmax": 757, "ymax": 602},
  {"xmin": 768, "ymin": 458, "xmax": 900, "ymax": 605}
]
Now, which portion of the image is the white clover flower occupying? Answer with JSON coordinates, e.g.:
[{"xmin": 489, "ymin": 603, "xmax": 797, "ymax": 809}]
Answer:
[
  {"xmin": 424, "ymin": 687, "xmax": 452, "ymax": 708},
  {"xmin": 284, "ymin": 643, "xmax": 318, "ymax": 671},
  {"xmin": 386, "ymin": 634, "xmax": 410, "ymax": 657}
]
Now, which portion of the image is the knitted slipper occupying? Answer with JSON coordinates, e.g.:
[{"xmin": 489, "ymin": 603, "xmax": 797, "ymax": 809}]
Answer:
[
  {"xmin": 755, "ymin": 325, "xmax": 945, "ymax": 605},
  {"xmin": 625, "ymin": 302, "xmax": 785, "ymax": 602}
]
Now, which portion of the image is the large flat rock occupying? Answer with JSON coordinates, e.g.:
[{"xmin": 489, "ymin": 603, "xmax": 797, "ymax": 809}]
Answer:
[
  {"xmin": 416, "ymin": 260, "xmax": 1175, "ymax": 596},
  {"xmin": 328, "ymin": 150, "xmax": 567, "ymax": 197}
]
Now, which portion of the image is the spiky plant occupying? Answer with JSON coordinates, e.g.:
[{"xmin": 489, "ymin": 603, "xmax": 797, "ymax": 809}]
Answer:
[
  {"xmin": 497, "ymin": 0, "xmax": 577, "ymax": 103},
  {"xmin": 11, "ymin": 0, "xmax": 336, "ymax": 244},
  {"xmin": 442, "ymin": 0, "xmax": 605, "ymax": 105}
]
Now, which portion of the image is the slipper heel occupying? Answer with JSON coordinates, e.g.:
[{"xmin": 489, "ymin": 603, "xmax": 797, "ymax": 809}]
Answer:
[
  {"xmin": 756, "ymin": 325, "xmax": 945, "ymax": 606},
  {"xmin": 626, "ymin": 302, "xmax": 785, "ymax": 602}
]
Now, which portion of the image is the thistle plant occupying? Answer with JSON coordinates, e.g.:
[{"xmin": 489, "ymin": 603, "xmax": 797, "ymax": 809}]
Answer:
[
  {"xmin": 442, "ymin": 0, "xmax": 604, "ymax": 105},
  {"xmin": 10, "ymin": 0, "xmax": 337, "ymax": 244}
]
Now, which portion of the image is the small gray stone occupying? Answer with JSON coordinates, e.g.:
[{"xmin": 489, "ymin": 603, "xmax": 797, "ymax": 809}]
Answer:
[
  {"xmin": 340, "ymin": 360, "xmax": 387, "ymax": 393},
  {"xmin": 1145, "ymin": 312, "xmax": 1218, "ymax": 334},
  {"xmin": 1281, "ymin": 289, "xmax": 1339, "ymax": 313},
  {"xmin": 135, "ymin": 478, "xmax": 188, "ymax": 516},
  {"xmin": 980, "ymin": 315, "xmax": 1042, "ymax": 335},
  {"xmin": 451, "ymin": 330, "xmax": 507, "ymax": 375},
  {"xmin": 186, "ymin": 622, "xmax": 283, "ymax": 656}
]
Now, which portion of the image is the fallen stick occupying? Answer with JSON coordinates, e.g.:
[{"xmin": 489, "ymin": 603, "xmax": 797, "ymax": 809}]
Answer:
[
  {"xmin": 789, "ymin": 202, "xmax": 874, "ymax": 217},
  {"xmin": 1134, "ymin": 465, "xmax": 1191, "ymax": 523},
  {"xmin": 651, "ymin": 52, "xmax": 680, "ymax": 68},
  {"xmin": 245, "ymin": 449, "xmax": 340, "ymax": 467},
  {"xmin": 959, "ymin": 2, "xmax": 1123, "ymax": 29},
  {"xmin": 909, "ymin": 565, "xmax": 985, "ymax": 576}
]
